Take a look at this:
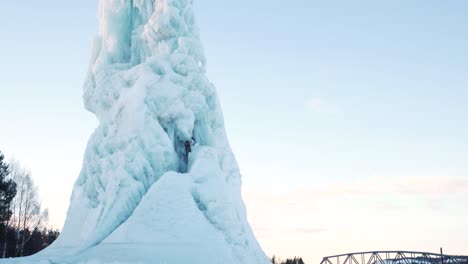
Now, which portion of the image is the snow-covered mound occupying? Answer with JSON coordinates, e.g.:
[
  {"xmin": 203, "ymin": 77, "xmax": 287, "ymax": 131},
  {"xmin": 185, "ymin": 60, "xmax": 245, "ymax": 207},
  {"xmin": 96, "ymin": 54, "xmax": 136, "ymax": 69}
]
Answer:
[{"xmin": 0, "ymin": 0, "xmax": 270, "ymax": 263}]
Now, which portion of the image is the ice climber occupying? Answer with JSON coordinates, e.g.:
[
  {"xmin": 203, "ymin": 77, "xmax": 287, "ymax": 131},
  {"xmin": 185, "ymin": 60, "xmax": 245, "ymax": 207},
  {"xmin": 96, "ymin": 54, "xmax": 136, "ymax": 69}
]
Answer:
[{"xmin": 184, "ymin": 140, "xmax": 192, "ymax": 161}]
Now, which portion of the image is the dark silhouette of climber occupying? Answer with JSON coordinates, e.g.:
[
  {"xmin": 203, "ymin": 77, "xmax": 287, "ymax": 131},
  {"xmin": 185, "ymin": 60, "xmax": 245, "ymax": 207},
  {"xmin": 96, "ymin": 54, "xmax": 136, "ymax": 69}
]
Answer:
[{"xmin": 184, "ymin": 140, "xmax": 192, "ymax": 160}]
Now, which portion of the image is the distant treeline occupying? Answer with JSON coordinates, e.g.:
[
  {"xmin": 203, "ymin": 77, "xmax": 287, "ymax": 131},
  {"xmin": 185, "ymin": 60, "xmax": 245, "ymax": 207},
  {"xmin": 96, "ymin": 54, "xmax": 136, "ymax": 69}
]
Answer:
[
  {"xmin": 1, "ymin": 227, "xmax": 59, "ymax": 257},
  {"xmin": 0, "ymin": 151, "xmax": 60, "ymax": 258},
  {"xmin": 272, "ymin": 255, "xmax": 306, "ymax": 264}
]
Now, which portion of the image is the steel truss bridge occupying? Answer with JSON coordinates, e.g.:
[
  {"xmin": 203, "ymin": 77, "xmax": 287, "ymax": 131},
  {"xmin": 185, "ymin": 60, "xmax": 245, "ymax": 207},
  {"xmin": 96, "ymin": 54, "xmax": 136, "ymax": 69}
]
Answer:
[{"xmin": 321, "ymin": 251, "xmax": 468, "ymax": 264}]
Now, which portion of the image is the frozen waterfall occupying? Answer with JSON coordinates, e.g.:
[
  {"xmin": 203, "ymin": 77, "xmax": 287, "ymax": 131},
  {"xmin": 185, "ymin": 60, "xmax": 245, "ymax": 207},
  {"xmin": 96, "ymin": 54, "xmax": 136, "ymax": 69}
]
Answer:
[{"xmin": 0, "ymin": 0, "xmax": 270, "ymax": 263}]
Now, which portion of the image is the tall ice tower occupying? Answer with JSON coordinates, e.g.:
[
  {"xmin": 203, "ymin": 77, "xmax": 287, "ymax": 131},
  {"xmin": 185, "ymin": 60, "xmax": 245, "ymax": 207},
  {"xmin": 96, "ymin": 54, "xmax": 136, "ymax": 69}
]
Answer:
[{"xmin": 2, "ymin": 0, "xmax": 271, "ymax": 263}]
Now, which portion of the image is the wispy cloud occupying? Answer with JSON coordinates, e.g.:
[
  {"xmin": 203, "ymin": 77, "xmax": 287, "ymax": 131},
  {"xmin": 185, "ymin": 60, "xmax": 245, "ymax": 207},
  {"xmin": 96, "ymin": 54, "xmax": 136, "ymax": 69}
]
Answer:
[
  {"xmin": 316, "ymin": 176, "xmax": 468, "ymax": 197},
  {"xmin": 243, "ymin": 176, "xmax": 468, "ymax": 236},
  {"xmin": 295, "ymin": 228, "xmax": 327, "ymax": 234},
  {"xmin": 244, "ymin": 176, "xmax": 468, "ymax": 205},
  {"xmin": 305, "ymin": 97, "xmax": 341, "ymax": 114},
  {"xmin": 250, "ymin": 225, "xmax": 327, "ymax": 239}
]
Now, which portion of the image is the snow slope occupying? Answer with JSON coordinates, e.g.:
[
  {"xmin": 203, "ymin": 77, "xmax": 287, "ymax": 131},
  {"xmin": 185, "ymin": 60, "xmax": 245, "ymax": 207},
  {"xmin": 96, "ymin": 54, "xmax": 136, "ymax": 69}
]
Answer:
[{"xmin": 0, "ymin": 0, "xmax": 270, "ymax": 263}]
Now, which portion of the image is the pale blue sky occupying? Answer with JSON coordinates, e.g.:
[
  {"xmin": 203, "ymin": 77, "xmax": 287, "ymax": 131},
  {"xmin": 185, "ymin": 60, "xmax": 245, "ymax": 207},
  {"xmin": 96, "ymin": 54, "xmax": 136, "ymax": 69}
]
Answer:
[{"xmin": 0, "ymin": 1, "xmax": 467, "ymax": 263}]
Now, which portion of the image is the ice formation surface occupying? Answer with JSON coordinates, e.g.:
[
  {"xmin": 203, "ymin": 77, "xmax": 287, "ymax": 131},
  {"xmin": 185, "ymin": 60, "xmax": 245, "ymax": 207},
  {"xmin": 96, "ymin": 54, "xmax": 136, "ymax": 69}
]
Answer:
[{"xmin": 1, "ymin": 0, "xmax": 270, "ymax": 263}]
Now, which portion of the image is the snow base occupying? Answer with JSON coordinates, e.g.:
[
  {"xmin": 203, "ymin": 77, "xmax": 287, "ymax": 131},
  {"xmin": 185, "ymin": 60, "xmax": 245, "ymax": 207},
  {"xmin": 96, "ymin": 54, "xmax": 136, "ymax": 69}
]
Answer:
[{"xmin": 62, "ymin": 171, "xmax": 241, "ymax": 263}]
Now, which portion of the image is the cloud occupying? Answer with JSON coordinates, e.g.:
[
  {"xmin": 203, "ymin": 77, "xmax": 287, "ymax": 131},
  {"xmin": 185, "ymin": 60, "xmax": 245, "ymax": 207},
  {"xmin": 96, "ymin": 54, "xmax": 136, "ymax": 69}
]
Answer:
[
  {"xmin": 316, "ymin": 176, "xmax": 468, "ymax": 197},
  {"xmin": 244, "ymin": 176, "xmax": 468, "ymax": 210},
  {"xmin": 243, "ymin": 176, "xmax": 468, "ymax": 240},
  {"xmin": 295, "ymin": 228, "xmax": 327, "ymax": 234},
  {"xmin": 249, "ymin": 225, "xmax": 327, "ymax": 239},
  {"xmin": 305, "ymin": 97, "xmax": 341, "ymax": 114}
]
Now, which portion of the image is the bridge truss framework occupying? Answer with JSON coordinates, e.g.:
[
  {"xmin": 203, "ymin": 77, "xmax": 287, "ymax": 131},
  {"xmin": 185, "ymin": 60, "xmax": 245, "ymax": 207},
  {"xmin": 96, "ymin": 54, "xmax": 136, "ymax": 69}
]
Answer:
[{"xmin": 321, "ymin": 251, "xmax": 468, "ymax": 264}]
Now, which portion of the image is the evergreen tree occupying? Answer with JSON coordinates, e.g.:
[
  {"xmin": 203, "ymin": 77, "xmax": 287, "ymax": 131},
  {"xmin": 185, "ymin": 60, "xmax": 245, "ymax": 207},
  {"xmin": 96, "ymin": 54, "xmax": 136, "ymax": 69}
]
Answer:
[
  {"xmin": 279, "ymin": 257, "xmax": 305, "ymax": 264},
  {"xmin": 0, "ymin": 151, "xmax": 17, "ymax": 258},
  {"xmin": 0, "ymin": 152, "xmax": 17, "ymax": 223},
  {"xmin": 44, "ymin": 229, "xmax": 60, "ymax": 246},
  {"xmin": 271, "ymin": 255, "xmax": 277, "ymax": 264},
  {"xmin": 23, "ymin": 228, "xmax": 41, "ymax": 256},
  {"xmin": 271, "ymin": 255, "xmax": 306, "ymax": 264}
]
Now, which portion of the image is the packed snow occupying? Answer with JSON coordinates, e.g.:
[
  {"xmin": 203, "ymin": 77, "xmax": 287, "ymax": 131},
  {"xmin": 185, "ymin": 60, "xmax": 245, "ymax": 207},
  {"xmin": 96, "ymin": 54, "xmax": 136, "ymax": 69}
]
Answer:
[{"xmin": 0, "ymin": 0, "xmax": 270, "ymax": 263}]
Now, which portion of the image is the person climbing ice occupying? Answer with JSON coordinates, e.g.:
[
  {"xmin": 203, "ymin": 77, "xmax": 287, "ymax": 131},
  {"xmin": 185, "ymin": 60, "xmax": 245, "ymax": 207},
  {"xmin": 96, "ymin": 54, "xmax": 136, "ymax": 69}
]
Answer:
[
  {"xmin": 184, "ymin": 140, "xmax": 192, "ymax": 156},
  {"xmin": 182, "ymin": 139, "xmax": 194, "ymax": 165}
]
